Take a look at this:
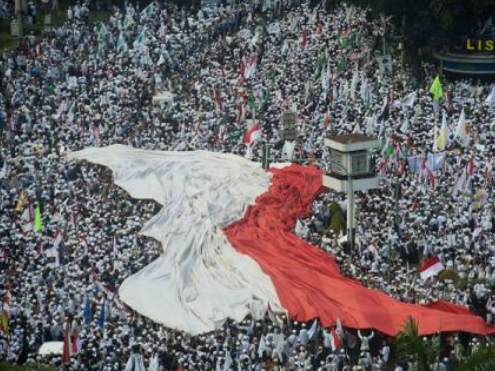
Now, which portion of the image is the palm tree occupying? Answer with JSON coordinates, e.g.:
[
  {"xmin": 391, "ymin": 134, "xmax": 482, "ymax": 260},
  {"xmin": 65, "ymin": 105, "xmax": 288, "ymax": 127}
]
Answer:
[
  {"xmin": 393, "ymin": 317, "xmax": 438, "ymax": 371},
  {"xmin": 453, "ymin": 344, "xmax": 495, "ymax": 371},
  {"xmin": 394, "ymin": 317, "xmax": 495, "ymax": 371}
]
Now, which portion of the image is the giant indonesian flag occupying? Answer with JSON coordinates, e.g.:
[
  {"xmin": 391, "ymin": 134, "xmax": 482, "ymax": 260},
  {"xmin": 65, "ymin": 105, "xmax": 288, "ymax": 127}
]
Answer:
[{"xmin": 68, "ymin": 145, "xmax": 495, "ymax": 336}]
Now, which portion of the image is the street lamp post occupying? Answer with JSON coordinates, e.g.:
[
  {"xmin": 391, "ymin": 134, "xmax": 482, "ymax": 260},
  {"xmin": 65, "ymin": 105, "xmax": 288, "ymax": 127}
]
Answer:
[
  {"xmin": 262, "ymin": 143, "xmax": 271, "ymax": 170},
  {"xmin": 323, "ymin": 134, "xmax": 381, "ymax": 264}
]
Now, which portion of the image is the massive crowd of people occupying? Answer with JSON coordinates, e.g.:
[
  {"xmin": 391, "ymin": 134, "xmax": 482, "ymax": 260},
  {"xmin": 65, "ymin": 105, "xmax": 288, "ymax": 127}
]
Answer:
[{"xmin": 1, "ymin": 0, "xmax": 495, "ymax": 370}]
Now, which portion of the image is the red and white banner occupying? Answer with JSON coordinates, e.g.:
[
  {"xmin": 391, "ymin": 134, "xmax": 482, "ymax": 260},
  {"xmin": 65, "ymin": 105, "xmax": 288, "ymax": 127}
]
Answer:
[
  {"xmin": 244, "ymin": 123, "xmax": 260, "ymax": 146},
  {"xmin": 69, "ymin": 145, "xmax": 495, "ymax": 337},
  {"xmin": 419, "ymin": 256, "xmax": 445, "ymax": 280},
  {"xmin": 330, "ymin": 329, "xmax": 343, "ymax": 350},
  {"xmin": 54, "ymin": 227, "xmax": 63, "ymax": 247}
]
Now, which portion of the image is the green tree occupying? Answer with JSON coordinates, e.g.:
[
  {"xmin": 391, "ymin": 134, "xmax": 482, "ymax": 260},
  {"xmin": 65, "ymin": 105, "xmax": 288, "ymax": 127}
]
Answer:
[
  {"xmin": 393, "ymin": 318, "xmax": 495, "ymax": 371},
  {"xmin": 393, "ymin": 317, "xmax": 439, "ymax": 371},
  {"xmin": 339, "ymin": 0, "xmax": 495, "ymax": 67},
  {"xmin": 453, "ymin": 344, "xmax": 495, "ymax": 371},
  {"xmin": 329, "ymin": 202, "xmax": 346, "ymax": 235},
  {"xmin": 0, "ymin": 362, "xmax": 55, "ymax": 371},
  {"xmin": 431, "ymin": 0, "xmax": 495, "ymax": 36},
  {"xmin": 438, "ymin": 268, "xmax": 460, "ymax": 284}
]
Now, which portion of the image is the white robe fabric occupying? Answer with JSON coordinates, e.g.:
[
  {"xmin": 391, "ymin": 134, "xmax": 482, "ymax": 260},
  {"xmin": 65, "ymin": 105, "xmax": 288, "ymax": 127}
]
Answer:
[
  {"xmin": 68, "ymin": 145, "xmax": 283, "ymax": 335},
  {"xmin": 125, "ymin": 354, "xmax": 146, "ymax": 371}
]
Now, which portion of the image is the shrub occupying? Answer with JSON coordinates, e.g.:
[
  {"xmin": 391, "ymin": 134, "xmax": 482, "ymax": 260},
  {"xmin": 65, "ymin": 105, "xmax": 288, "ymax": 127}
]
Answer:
[
  {"xmin": 0, "ymin": 362, "xmax": 55, "ymax": 371},
  {"xmin": 438, "ymin": 269, "xmax": 460, "ymax": 284},
  {"xmin": 330, "ymin": 210, "xmax": 346, "ymax": 235}
]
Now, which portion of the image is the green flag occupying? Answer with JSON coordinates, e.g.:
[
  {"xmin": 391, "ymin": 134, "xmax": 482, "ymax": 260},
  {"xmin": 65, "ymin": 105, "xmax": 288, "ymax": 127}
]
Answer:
[
  {"xmin": 67, "ymin": 100, "xmax": 78, "ymax": 123},
  {"xmin": 229, "ymin": 130, "xmax": 242, "ymax": 140},
  {"xmin": 262, "ymin": 90, "xmax": 270, "ymax": 106},
  {"xmin": 102, "ymin": 185, "xmax": 109, "ymax": 198},
  {"xmin": 97, "ymin": 23, "xmax": 108, "ymax": 43},
  {"xmin": 97, "ymin": 42, "xmax": 105, "ymax": 59},
  {"xmin": 134, "ymin": 29, "xmax": 148, "ymax": 48},
  {"xmin": 0, "ymin": 311, "xmax": 8, "ymax": 336},
  {"xmin": 337, "ymin": 56, "xmax": 348, "ymax": 73},
  {"xmin": 317, "ymin": 50, "xmax": 328, "ymax": 69},
  {"xmin": 338, "ymin": 37, "xmax": 350, "ymax": 49},
  {"xmin": 116, "ymin": 34, "xmax": 127, "ymax": 53},
  {"xmin": 375, "ymin": 138, "xmax": 385, "ymax": 152},
  {"xmin": 248, "ymin": 92, "xmax": 257, "ymax": 112},
  {"xmin": 141, "ymin": 2, "xmax": 154, "ymax": 18},
  {"xmin": 34, "ymin": 203, "xmax": 42, "ymax": 233},
  {"xmin": 123, "ymin": 14, "xmax": 134, "ymax": 29},
  {"xmin": 385, "ymin": 145, "xmax": 394, "ymax": 158},
  {"xmin": 430, "ymin": 76, "xmax": 443, "ymax": 101}
]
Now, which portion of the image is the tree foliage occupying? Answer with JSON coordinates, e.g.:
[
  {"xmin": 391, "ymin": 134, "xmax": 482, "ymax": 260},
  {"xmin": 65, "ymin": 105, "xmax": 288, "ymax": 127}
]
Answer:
[
  {"xmin": 0, "ymin": 362, "xmax": 54, "ymax": 371},
  {"xmin": 329, "ymin": 202, "xmax": 346, "ymax": 235},
  {"xmin": 393, "ymin": 317, "xmax": 439, "ymax": 371},
  {"xmin": 393, "ymin": 318, "xmax": 495, "ymax": 371},
  {"xmin": 438, "ymin": 268, "xmax": 460, "ymax": 283},
  {"xmin": 453, "ymin": 344, "xmax": 495, "ymax": 371},
  {"xmin": 340, "ymin": 0, "xmax": 495, "ymax": 55}
]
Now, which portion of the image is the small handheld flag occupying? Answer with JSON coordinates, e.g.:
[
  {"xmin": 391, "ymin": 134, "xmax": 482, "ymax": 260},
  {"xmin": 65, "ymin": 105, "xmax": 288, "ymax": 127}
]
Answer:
[
  {"xmin": 244, "ymin": 123, "xmax": 261, "ymax": 146},
  {"xmin": 98, "ymin": 301, "xmax": 106, "ymax": 328},
  {"xmin": 83, "ymin": 296, "xmax": 92, "ymax": 325},
  {"xmin": 429, "ymin": 76, "xmax": 443, "ymax": 101},
  {"xmin": 34, "ymin": 203, "xmax": 43, "ymax": 233},
  {"xmin": 419, "ymin": 256, "xmax": 445, "ymax": 280}
]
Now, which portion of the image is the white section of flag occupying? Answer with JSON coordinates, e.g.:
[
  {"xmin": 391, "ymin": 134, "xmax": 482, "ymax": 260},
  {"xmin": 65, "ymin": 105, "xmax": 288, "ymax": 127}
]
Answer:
[
  {"xmin": 485, "ymin": 86, "xmax": 495, "ymax": 106},
  {"xmin": 54, "ymin": 228, "xmax": 62, "ymax": 247},
  {"xmin": 393, "ymin": 91, "xmax": 416, "ymax": 108},
  {"xmin": 454, "ymin": 108, "xmax": 469, "ymax": 146},
  {"xmin": 68, "ymin": 145, "xmax": 283, "ymax": 335}
]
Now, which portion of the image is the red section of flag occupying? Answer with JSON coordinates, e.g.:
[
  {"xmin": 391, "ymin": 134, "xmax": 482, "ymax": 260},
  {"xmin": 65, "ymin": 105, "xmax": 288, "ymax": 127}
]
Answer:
[
  {"xmin": 422, "ymin": 300, "xmax": 472, "ymax": 316},
  {"xmin": 62, "ymin": 319, "xmax": 72, "ymax": 364},
  {"xmin": 72, "ymin": 328, "xmax": 80, "ymax": 354},
  {"xmin": 427, "ymin": 168, "xmax": 435, "ymax": 187},
  {"xmin": 324, "ymin": 113, "xmax": 330, "ymax": 129},
  {"xmin": 398, "ymin": 160, "xmax": 405, "ymax": 177},
  {"xmin": 467, "ymin": 159, "xmax": 475, "ymax": 177},
  {"xmin": 36, "ymin": 239, "xmax": 44, "ymax": 256},
  {"xmin": 223, "ymin": 165, "xmax": 495, "ymax": 336},
  {"xmin": 1, "ymin": 246, "xmax": 7, "ymax": 262},
  {"xmin": 299, "ymin": 27, "xmax": 307, "ymax": 47},
  {"xmin": 240, "ymin": 58, "xmax": 245, "ymax": 78}
]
